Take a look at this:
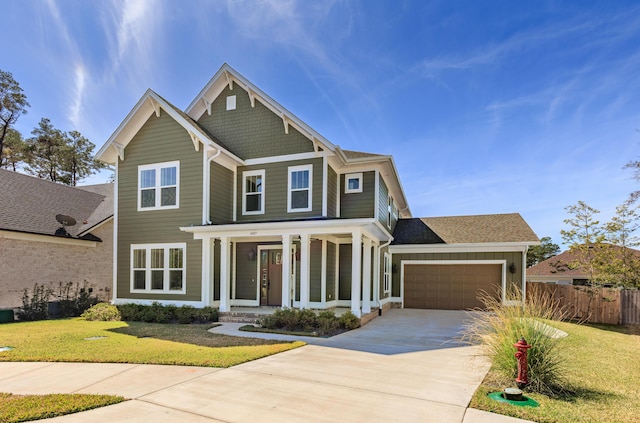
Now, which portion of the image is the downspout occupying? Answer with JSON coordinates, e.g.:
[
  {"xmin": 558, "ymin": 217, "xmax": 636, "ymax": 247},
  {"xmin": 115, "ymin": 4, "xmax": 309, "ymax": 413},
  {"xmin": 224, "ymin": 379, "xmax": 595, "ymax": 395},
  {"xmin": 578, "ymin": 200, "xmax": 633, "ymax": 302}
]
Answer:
[
  {"xmin": 376, "ymin": 238, "xmax": 392, "ymax": 315},
  {"xmin": 205, "ymin": 149, "xmax": 222, "ymax": 224}
]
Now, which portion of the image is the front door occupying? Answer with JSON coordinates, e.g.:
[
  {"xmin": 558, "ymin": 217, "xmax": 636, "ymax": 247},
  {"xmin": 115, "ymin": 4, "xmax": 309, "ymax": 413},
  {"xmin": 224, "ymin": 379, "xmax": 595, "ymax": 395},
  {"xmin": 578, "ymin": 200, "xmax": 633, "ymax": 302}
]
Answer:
[{"xmin": 260, "ymin": 249, "xmax": 282, "ymax": 306}]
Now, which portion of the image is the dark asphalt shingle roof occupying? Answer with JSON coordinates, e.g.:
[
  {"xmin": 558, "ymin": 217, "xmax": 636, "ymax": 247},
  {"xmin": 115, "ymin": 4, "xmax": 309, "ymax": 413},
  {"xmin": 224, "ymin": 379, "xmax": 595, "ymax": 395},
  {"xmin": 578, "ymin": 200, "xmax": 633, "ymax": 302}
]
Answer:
[
  {"xmin": 392, "ymin": 213, "xmax": 539, "ymax": 245},
  {"xmin": 0, "ymin": 169, "xmax": 113, "ymax": 240}
]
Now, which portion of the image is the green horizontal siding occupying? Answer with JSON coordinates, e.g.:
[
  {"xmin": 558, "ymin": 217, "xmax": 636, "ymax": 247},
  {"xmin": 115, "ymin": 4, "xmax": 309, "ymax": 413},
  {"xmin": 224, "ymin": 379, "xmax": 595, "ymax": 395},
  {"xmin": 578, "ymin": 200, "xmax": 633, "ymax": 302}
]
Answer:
[
  {"xmin": 236, "ymin": 158, "xmax": 323, "ymax": 222},
  {"xmin": 327, "ymin": 165, "xmax": 337, "ymax": 217},
  {"xmin": 340, "ymin": 171, "xmax": 375, "ymax": 218},
  {"xmin": 197, "ymin": 85, "xmax": 314, "ymax": 159},
  {"xmin": 326, "ymin": 241, "xmax": 336, "ymax": 301},
  {"xmin": 117, "ymin": 112, "xmax": 203, "ymax": 302},
  {"xmin": 210, "ymin": 162, "xmax": 233, "ymax": 223},
  {"xmin": 310, "ymin": 240, "xmax": 322, "ymax": 302}
]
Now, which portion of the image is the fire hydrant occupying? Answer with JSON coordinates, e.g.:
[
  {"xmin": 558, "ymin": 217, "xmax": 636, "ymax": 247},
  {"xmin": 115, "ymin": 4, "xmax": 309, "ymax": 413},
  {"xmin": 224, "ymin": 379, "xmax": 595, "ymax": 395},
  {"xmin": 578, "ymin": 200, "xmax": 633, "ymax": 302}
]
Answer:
[{"xmin": 514, "ymin": 337, "xmax": 532, "ymax": 389}]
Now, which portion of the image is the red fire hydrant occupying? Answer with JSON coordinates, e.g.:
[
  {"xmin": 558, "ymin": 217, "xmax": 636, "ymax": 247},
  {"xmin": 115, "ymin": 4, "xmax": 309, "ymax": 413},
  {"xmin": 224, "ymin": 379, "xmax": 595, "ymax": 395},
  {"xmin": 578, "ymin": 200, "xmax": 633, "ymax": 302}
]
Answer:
[{"xmin": 514, "ymin": 337, "xmax": 532, "ymax": 389}]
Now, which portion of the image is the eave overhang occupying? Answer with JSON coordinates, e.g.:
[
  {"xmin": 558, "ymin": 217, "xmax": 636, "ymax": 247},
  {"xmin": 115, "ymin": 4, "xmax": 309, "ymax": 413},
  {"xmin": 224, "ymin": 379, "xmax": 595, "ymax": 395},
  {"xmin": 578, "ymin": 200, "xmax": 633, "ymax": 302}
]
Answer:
[{"xmin": 96, "ymin": 89, "xmax": 244, "ymax": 166}]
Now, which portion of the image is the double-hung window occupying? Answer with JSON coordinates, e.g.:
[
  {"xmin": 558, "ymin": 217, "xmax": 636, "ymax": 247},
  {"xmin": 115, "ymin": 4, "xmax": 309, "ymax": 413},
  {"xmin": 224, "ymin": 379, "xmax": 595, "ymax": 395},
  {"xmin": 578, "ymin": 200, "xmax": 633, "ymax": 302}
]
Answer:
[
  {"xmin": 243, "ymin": 170, "xmax": 265, "ymax": 215},
  {"xmin": 288, "ymin": 164, "xmax": 312, "ymax": 212},
  {"xmin": 138, "ymin": 161, "xmax": 179, "ymax": 211},
  {"xmin": 383, "ymin": 253, "xmax": 392, "ymax": 294},
  {"xmin": 131, "ymin": 243, "xmax": 186, "ymax": 293}
]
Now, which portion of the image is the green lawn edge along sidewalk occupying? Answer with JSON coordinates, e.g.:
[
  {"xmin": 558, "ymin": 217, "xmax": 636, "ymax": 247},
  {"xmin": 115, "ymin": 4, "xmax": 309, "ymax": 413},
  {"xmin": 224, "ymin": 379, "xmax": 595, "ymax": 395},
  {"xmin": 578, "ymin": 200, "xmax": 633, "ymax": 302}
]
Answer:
[
  {"xmin": 0, "ymin": 319, "xmax": 304, "ymax": 368},
  {"xmin": 0, "ymin": 393, "xmax": 125, "ymax": 423}
]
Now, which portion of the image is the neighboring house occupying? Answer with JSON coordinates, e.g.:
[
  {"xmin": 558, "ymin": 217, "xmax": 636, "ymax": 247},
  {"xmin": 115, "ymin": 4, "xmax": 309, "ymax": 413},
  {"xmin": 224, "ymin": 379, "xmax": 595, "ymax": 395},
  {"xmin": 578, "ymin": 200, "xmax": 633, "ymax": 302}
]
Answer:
[
  {"xmin": 96, "ymin": 63, "xmax": 539, "ymax": 318},
  {"xmin": 0, "ymin": 169, "xmax": 113, "ymax": 308},
  {"xmin": 527, "ymin": 245, "xmax": 640, "ymax": 286}
]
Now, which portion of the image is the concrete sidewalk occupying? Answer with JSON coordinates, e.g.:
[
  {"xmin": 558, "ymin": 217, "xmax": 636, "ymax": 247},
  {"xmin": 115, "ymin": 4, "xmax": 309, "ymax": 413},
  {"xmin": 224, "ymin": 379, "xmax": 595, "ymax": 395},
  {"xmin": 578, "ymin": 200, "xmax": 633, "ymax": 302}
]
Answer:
[{"xmin": 0, "ymin": 310, "xmax": 534, "ymax": 422}]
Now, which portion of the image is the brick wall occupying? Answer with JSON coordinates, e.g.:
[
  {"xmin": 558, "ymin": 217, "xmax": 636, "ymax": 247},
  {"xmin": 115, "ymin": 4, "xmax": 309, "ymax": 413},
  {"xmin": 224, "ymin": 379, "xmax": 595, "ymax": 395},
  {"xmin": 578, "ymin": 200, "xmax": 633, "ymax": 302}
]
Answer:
[{"xmin": 0, "ymin": 221, "xmax": 113, "ymax": 309}]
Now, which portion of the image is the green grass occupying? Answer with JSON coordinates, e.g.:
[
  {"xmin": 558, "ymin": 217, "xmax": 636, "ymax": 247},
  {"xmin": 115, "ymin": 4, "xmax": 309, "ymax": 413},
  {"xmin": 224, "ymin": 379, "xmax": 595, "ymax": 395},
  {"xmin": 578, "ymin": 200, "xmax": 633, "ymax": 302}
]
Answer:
[
  {"xmin": 0, "ymin": 392, "xmax": 124, "ymax": 423},
  {"xmin": 470, "ymin": 321, "xmax": 640, "ymax": 423},
  {"xmin": 0, "ymin": 319, "xmax": 304, "ymax": 367}
]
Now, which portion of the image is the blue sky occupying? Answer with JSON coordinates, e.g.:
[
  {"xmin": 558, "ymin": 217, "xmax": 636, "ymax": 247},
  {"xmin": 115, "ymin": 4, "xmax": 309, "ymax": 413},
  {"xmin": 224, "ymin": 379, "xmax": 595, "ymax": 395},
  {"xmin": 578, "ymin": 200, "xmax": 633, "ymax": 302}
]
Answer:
[{"xmin": 4, "ymin": 0, "xmax": 640, "ymax": 247}]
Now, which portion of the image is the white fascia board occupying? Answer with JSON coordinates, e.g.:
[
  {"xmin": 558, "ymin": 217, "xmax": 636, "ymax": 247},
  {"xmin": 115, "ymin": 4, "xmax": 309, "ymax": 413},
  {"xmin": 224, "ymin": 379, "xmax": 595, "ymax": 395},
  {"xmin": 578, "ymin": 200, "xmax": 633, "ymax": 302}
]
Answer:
[
  {"xmin": 389, "ymin": 242, "xmax": 532, "ymax": 254},
  {"xmin": 185, "ymin": 64, "xmax": 337, "ymax": 154},
  {"xmin": 0, "ymin": 230, "xmax": 98, "ymax": 247}
]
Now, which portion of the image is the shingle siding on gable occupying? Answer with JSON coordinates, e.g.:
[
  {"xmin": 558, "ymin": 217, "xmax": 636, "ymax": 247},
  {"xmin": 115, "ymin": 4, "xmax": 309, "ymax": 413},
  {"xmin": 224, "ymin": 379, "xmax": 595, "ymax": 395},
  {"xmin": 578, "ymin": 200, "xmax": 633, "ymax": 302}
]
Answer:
[
  {"xmin": 117, "ymin": 112, "xmax": 203, "ymax": 302},
  {"xmin": 236, "ymin": 158, "xmax": 323, "ymax": 222},
  {"xmin": 210, "ymin": 161, "xmax": 234, "ymax": 223},
  {"xmin": 340, "ymin": 171, "xmax": 375, "ymax": 219},
  {"xmin": 197, "ymin": 85, "xmax": 314, "ymax": 159}
]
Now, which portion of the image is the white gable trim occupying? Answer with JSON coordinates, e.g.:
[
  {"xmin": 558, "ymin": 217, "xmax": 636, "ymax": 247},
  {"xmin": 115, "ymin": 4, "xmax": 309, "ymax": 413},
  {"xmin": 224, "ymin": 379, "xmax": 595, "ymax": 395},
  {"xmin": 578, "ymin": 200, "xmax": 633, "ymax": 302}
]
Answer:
[{"xmin": 96, "ymin": 89, "xmax": 244, "ymax": 166}]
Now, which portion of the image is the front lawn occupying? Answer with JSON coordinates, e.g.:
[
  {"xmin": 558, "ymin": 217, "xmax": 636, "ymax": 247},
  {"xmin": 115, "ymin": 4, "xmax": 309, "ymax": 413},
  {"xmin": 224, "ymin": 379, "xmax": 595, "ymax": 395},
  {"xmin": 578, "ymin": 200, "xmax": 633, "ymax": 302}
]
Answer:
[
  {"xmin": 0, "ymin": 319, "xmax": 304, "ymax": 367},
  {"xmin": 0, "ymin": 393, "xmax": 124, "ymax": 423},
  {"xmin": 471, "ymin": 321, "xmax": 640, "ymax": 423}
]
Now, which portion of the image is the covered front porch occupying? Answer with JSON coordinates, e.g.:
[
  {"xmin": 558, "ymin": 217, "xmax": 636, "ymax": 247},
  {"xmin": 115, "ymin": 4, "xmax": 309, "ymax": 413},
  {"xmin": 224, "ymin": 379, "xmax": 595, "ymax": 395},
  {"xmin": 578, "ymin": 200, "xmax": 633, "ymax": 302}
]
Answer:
[{"xmin": 181, "ymin": 219, "xmax": 393, "ymax": 318}]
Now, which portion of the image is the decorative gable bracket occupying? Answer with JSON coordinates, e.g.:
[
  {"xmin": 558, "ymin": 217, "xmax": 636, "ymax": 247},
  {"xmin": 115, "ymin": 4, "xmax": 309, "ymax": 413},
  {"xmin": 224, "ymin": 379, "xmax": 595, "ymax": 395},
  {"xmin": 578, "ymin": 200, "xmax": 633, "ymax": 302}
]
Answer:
[
  {"xmin": 148, "ymin": 98, "xmax": 161, "ymax": 117},
  {"xmin": 112, "ymin": 142, "xmax": 125, "ymax": 161},
  {"xmin": 188, "ymin": 131, "xmax": 201, "ymax": 152},
  {"xmin": 202, "ymin": 97, "xmax": 212, "ymax": 116},
  {"xmin": 224, "ymin": 70, "xmax": 234, "ymax": 90}
]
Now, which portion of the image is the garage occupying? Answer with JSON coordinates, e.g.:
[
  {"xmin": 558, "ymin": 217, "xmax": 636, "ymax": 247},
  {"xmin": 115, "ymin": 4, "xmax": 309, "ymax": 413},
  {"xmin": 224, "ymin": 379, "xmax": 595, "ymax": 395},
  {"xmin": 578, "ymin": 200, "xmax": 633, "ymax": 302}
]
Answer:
[{"xmin": 403, "ymin": 263, "xmax": 503, "ymax": 310}]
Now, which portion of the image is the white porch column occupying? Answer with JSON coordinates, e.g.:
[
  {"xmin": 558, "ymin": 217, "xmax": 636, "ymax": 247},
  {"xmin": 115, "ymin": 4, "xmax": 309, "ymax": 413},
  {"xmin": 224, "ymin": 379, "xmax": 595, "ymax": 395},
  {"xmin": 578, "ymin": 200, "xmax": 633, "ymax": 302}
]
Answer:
[
  {"xmin": 219, "ymin": 236, "xmax": 230, "ymax": 312},
  {"xmin": 351, "ymin": 230, "xmax": 362, "ymax": 317},
  {"xmin": 201, "ymin": 236, "xmax": 212, "ymax": 306},
  {"xmin": 362, "ymin": 238, "xmax": 372, "ymax": 314},
  {"xmin": 300, "ymin": 233, "xmax": 310, "ymax": 309},
  {"xmin": 281, "ymin": 235, "xmax": 292, "ymax": 308}
]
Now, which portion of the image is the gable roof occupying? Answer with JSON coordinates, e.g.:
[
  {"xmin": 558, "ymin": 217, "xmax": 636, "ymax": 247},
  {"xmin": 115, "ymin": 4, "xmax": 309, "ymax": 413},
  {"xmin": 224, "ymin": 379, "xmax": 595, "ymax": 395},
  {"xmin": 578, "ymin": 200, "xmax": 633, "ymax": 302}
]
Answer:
[
  {"xmin": 95, "ymin": 63, "xmax": 412, "ymax": 217},
  {"xmin": 392, "ymin": 213, "xmax": 539, "ymax": 245},
  {"xmin": 96, "ymin": 89, "xmax": 243, "ymax": 166},
  {"xmin": 0, "ymin": 169, "xmax": 113, "ymax": 240}
]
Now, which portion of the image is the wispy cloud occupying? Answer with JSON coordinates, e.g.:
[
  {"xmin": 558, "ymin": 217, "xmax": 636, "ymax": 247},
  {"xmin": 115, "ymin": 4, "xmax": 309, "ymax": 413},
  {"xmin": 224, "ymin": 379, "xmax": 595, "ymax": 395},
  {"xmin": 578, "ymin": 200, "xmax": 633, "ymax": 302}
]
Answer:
[{"xmin": 69, "ymin": 64, "xmax": 86, "ymax": 129}]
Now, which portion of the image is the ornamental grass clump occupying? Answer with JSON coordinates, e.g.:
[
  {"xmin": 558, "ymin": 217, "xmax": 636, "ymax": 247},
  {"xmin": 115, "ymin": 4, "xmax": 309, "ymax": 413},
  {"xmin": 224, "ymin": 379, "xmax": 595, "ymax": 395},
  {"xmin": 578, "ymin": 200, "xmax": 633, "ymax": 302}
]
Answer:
[{"xmin": 464, "ymin": 287, "xmax": 569, "ymax": 395}]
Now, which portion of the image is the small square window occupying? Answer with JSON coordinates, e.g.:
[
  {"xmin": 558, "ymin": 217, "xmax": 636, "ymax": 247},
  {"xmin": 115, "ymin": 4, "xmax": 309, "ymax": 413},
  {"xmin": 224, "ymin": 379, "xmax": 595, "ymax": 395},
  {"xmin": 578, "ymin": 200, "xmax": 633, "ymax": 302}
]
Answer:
[
  {"xmin": 344, "ymin": 173, "xmax": 363, "ymax": 194},
  {"xmin": 226, "ymin": 95, "xmax": 236, "ymax": 111}
]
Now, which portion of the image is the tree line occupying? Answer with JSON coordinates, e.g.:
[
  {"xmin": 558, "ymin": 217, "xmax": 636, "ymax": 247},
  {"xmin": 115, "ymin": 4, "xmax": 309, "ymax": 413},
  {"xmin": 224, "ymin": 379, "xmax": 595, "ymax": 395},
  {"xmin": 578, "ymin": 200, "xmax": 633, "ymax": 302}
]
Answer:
[
  {"xmin": 527, "ymin": 167, "xmax": 640, "ymax": 289},
  {"xmin": 1, "ymin": 70, "xmax": 106, "ymax": 186}
]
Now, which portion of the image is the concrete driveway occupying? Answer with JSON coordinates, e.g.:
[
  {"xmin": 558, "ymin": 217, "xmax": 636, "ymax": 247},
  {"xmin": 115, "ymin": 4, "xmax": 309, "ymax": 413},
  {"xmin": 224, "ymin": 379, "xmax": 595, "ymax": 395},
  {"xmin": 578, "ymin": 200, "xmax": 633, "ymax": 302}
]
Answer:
[{"xmin": 0, "ymin": 309, "xmax": 531, "ymax": 422}]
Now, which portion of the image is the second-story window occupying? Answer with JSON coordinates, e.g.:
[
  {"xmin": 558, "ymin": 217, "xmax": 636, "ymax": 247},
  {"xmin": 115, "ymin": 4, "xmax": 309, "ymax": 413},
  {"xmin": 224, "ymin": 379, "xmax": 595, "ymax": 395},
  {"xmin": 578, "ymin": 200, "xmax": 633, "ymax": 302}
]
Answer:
[
  {"xmin": 344, "ymin": 173, "xmax": 363, "ymax": 193},
  {"xmin": 243, "ymin": 170, "xmax": 265, "ymax": 215},
  {"xmin": 288, "ymin": 164, "xmax": 312, "ymax": 212},
  {"xmin": 387, "ymin": 195, "xmax": 394, "ymax": 228},
  {"xmin": 138, "ymin": 161, "xmax": 179, "ymax": 211}
]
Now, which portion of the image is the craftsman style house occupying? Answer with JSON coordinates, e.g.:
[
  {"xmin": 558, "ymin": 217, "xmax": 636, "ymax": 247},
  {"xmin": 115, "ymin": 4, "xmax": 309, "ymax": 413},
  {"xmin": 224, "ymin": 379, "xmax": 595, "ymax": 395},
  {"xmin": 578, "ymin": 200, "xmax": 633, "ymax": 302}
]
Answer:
[{"xmin": 97, "ymin": 64, "xmax": 538, "ymax": 318}]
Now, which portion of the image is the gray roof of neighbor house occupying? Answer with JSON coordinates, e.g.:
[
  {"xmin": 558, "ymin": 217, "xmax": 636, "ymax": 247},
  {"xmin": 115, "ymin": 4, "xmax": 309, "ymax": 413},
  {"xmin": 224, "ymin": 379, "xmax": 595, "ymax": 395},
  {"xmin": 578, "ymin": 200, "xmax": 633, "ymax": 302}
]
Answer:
[
  {"xmin": 392, "ymin": 213, "xmax": 539, "ymax": 245},
  {"xmin": 0, "ymin": 169, "xmax": 113, "ymax": 240}
]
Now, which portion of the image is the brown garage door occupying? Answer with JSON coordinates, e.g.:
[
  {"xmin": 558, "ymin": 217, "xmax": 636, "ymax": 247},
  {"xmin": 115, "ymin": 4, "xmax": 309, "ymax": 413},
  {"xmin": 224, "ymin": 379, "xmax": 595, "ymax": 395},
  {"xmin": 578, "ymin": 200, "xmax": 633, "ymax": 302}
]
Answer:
[{"xmin": 403, "ymin": 264, "xmax": 502, "ymax": 310}]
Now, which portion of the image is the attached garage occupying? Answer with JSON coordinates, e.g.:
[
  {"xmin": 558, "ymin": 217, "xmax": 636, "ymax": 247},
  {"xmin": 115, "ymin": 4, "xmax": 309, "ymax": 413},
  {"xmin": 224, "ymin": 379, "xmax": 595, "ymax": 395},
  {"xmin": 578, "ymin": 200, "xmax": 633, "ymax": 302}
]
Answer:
[
  {"xmin": 389, "ymin": 214, "xmax": 540, "ymax": 310},
  {"xmin": 402, "ymin": 262, "xmax": 503, "ymax": 310}
]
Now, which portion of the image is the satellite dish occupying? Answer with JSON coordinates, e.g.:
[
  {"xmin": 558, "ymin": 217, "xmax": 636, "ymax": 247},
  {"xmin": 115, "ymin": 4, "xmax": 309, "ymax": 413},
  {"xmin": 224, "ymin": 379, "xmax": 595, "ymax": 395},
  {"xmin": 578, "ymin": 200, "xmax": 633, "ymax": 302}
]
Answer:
[{"xmin": 55, "ymin": 214, "xmax": 77, "ymax": 227}]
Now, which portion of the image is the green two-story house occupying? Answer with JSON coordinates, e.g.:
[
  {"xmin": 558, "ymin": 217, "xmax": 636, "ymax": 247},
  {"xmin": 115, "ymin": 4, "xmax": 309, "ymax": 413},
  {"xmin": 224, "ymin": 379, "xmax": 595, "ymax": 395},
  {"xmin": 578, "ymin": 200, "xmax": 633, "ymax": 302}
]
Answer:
[{"xmin": 97, "ymin": 64, "xmax": 538, "ymax": 318}]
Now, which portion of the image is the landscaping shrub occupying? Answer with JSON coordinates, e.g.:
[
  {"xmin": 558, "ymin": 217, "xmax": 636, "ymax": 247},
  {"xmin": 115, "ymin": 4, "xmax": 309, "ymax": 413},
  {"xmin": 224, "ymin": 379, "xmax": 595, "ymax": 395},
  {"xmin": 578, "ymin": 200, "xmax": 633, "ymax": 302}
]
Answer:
[
  {"xmin": 116, "ymin": 303, "xmax": 218, "ymax": 324},
  {"xmin": 16, "ymin": 283, "xmax": 52, "ymax": 321},
  {"xmin": 81, "ymin": 303, "xmax": 121, "ymax": 321},
  {"xmin": 54, "ymin": 281, "xmax": 100, "ymax": 317},
  {"xmin": 259, "ymin": 308, "xmax": 359, "ymax": 336},
  {"xmin": 338, "ymin": 310, "xmax": 361, "ymax": 330},
  {"xmin": 463, "ymin": 288, "xmax": 568, "ymax": 394}
]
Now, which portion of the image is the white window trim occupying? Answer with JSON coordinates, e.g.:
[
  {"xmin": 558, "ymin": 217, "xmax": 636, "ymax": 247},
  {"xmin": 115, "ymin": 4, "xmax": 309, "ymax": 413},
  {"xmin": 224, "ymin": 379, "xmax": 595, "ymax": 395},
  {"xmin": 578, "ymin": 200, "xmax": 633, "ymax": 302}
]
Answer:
[
  {"xmin": 383, "ymin": 252, "xmax": 392, "ymax": 294},
  {"xmin": 138, "ymin": 161, "xmax": 180, "ymax": 211},
  {"xmin": 130, "ymin": 243, "xmax": 187, "ymax": 294},
  {"xmin": 242, "ymin": 169, "xmax": 265, "ymax": 215},
  {"xmin": 344, "ymin": 172, "xmax": 363, "ymax": 194},
  {"xmin": 387, "ymin": 195, "xmax": 394, "ymax": 228},
  {"xmin": 287, "ymin": 164, "xmax": 313, "ymax": 213}
]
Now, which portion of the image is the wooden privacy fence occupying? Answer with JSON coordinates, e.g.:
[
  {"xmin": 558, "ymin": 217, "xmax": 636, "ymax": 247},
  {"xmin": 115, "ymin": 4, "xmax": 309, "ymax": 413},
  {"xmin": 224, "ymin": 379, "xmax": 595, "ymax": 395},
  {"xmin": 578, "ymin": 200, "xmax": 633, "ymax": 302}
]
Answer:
[{"xmin": 527, "ymin": 282, "xmax": 640, "ymax": 325}]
